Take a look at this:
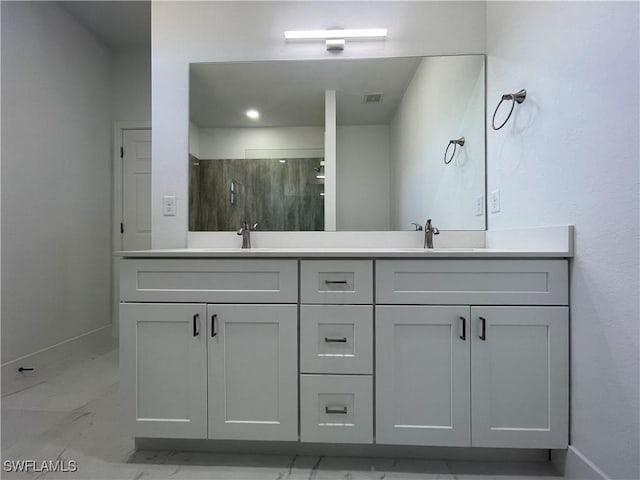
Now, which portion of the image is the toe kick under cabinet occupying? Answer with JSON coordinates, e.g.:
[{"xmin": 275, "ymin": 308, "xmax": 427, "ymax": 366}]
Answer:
[{"xmin": 119, "ymin": 256, "xmax": 568, "ymax": 450}]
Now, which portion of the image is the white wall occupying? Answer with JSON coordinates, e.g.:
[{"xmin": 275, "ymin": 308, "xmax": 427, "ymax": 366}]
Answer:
[
  {"xmin": 112, "ymin": 47, "xmax": 151, "ymax": 122},
  {"xmin": 152, "ymin": 1, "xmax": 486, "ymax": 247},
  {"xmin": 1, "ymin": 2, "xmax": 113, "ymax": 363},
  {"xmin": 189, "ymin": 121, "xmax": 201, "ymax": 158},
  {"xmin": 390, "ymin": 55, "xmax": 485, "ymax": 231},
  {"xmin": 486, "ymin": 2, "xmax": 639, "ymax": 479},
  {"xmin": 195, "ymin": 126, "xmax": 323, "ymax": 159},
  {"xmin": 336, "ymin": 125, "xmax": 391, "ymax": 230}
]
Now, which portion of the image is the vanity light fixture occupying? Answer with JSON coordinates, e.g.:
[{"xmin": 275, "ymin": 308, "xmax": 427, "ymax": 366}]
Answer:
[
  {"xmin": 245, "ymin": 109, "xmax": 260, "ymax": 120},
  {"xmin": 284, "ymin": 28, "xmax": 387, "ymax": 52}
]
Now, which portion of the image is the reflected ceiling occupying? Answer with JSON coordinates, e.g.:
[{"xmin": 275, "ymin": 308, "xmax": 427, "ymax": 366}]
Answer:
[{"xmin": 190, "ymin": 58, "xmax": 422, "ymax": 128}]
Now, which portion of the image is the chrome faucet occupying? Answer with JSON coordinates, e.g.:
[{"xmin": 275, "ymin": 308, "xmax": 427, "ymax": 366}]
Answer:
[
  {"xmin": 237, "ymin": 221, "xmax": 258, "ymax": 249},
  {"xmin": 424, "ymin": 219, "xmax": 439, "ymax": 249}
]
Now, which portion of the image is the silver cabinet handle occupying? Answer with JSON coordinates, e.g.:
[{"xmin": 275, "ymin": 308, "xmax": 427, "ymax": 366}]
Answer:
[
  {"xmin": 324, "ymin": 337, "xmax": 348, "ymax": 343},
  {"xmin": 325, "ymin": 406, "xmax": 348, "ymax": 414},
  {"xmin": 325, "ymin": 280, "xmax": 348, "ymax": 285},
  {"xmin": 479, "ymin": 316, "xmax": 486, "ymax": 341}
]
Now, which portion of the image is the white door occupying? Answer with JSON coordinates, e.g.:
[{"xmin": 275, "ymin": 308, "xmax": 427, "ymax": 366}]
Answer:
[
  {"xmin": 119, "ymin": 303, "xmax": 207, "ymax": 438},
  {"xmin": 122, "ymin": 129, "xmax": 151, "ymax": 250},
  {"xmin": 207, "ymin": 304, "xmax": 298, "ymax": 441},
  {"xmin": 471, "ymin": 306, "xmax": 568, "ymax": 448},
  {"xmin": 376, "ymin": 306, "xmax": 471, "ymax": 446}
]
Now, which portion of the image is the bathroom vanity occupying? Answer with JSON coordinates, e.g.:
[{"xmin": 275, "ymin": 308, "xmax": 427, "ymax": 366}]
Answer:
[{"xmin": 119, "ymin": 246, "xmax": 569, "ymax": 451}]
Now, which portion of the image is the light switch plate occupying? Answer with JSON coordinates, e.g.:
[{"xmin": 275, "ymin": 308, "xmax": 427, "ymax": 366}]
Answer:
[
  {"xmin": 162, "ymin": 195, "xmax": 177, "ymax": 216},
  {"xmin": 475, "ymin": 195, "xmax": 484, "ymax": 216},
  {"xmin": 490, "ymin": 190, "xmax": 501, "ymax": 213}
]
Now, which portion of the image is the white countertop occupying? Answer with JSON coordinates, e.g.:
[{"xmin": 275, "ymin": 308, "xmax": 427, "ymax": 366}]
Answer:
[{"xmin": 116, "ymin": 247, "xmax": 571, "ymax": 258}]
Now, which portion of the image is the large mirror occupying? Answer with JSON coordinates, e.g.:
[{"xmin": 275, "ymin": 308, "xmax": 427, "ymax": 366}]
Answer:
[{"xmin": 189, "ymin": 55, "xmax": 485, "ymax": 231}]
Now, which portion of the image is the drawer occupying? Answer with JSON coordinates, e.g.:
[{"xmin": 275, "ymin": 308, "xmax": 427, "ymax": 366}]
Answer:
[
  {"xmin": 120, "ymin": 259, "xmax": 297, "ymax": 303},
  {"xmin": 300, "ymin": 375, "xmax": 373, "ymax": 444},
  {"xmin": 300, "ymin": 305, "xmax": 372, "ymax": 374},
  {"xmin": 300, "ymin": 260, "xmax": 373, "ymax": 304},
  {"xmin": 376, "ymin": 260, "xmax": 568, "ymax": 306}
]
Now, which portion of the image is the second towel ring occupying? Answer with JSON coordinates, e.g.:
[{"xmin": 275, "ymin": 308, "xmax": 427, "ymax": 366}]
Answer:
[
  {"xmin": 492, "ymin": 89, "xmax": 527, "ymax": 130},
  {"xmin": 444, "ymin": 137, "xmax": 465, "ymax": 164}
]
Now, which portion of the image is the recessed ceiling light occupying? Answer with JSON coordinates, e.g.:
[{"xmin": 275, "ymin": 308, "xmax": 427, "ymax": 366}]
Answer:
[
  {"xmin": 246, "ymin": 109, "xmax": 260, "ymax": 120},
  {"xmin": 279, "ymin": 159, "xmax": 286, "ymax": 164}
]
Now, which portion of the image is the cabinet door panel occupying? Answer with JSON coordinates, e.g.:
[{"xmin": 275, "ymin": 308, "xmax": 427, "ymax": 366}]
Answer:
[
  {"xmin": 471, "ymin": 306, "xmax": 568, "ymax": 448},
  {"xmin": 208, "ymin": 304, "xmax": 298, "ymax": 441},
  {"xmin": 119, "ymin": 303, "xmax": 207, "ymax": 439},
  {"xmin": 376, "ymin": 306, "xmax": 471, "ymax": 446}
]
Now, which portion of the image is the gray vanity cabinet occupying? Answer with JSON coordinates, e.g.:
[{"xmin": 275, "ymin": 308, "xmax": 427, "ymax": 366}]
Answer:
[
  {"xmin": 119, "ymin": 255, "xmax": 569, "ymax": 451},
  {"xmin": 207, "ymin": 304, "xmax": 298, "ymax": 441},
  {"xmin": 119, "ymin": 258, "xmax": 299, "ymax": 441},
  {"xmin": 299, "ymin": 260, "xmax": 374, "ymax": 444},
  {"xmin": 375, "ymin": 260, "xmax": 569, "ymax": 449},
  {"xmin": 470, "ymin": 306, "xmax": 568, "ymax": 448},
  {"xmin": 119, "ymin": 303, "xmax": 208, "ymax": 439},
  {"xmin": 375, "ymin": 305, "xmax": 472, "ymax": 447}
]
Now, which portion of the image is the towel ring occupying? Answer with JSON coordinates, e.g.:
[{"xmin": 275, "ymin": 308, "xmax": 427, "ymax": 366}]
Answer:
[
  {"xmin": 444, "ymin": 137, "xmax": 465, "ymax": 164},
  {"xmin": 492, "ymin": 89, "xmax": 526, "ymax": 130}
]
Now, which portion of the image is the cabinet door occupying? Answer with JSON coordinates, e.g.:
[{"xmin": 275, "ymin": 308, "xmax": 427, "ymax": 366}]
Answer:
[
  {"xmin": 208, "ymin": 304, "xmax": 298, "ymax": 441},
  {"xmin": 471, "ymin": 306, "xmax": 568, "ymax": 448},
  {"xmin": 119, "ymin": 303, "xmax": 207, "ymax": 438},
  {"xmin": 376, "ymin": 306, "xmax": 471, "ymax": 446}
]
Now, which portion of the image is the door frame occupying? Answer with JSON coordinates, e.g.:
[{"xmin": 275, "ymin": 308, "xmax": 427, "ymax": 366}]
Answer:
[{"xmin": 112, "ymin": 121, "xmax": 151, "ymax": 337}]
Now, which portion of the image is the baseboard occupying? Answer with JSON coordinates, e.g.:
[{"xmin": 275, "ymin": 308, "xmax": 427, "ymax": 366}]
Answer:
[
  {"xmin": 1, "ymin": 325, "xmax": 116, "ymax": 396},
  {"xmin": 136, "ymin": 438, "xmax": 548, "ymax": 462},
  {"xmin": 551, "ymin": 446, "xmax": 611, "ymax": 480}
]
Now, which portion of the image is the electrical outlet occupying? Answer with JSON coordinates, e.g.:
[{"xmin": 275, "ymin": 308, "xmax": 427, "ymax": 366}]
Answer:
[
  {"xmin": 163, "ymin": 195, "xmax": 177, "ymax": 216},
  {"xmin": 474, "ymin": 195, "xmax": 484, "ymax": 216},
  {"xmin": 490, "ymin": 190, "xmax": 501, "ymax": 213}
]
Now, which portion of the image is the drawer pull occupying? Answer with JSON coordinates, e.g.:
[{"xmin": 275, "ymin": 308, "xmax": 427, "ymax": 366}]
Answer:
[
  {"xmin": 459, "ymin": 316, "xmax": 466, "ymax": 341},
  {"xmin": 325, "ymin": 406, "xmax": 348, "ymax": 415},
  {"xmin": 479, "ymin": 316, "xmax": 487, "ymax": 341},
  {"xmin": 193, "ymin": 314, "xmax": 200, "ymax": 337},
  {"xmin": 324, "ymin": 337, "xmax": 348, "ymax": 343},
  {"xmin": 325, "ymin": 280, "xmax": 348, "ymax": 285}
]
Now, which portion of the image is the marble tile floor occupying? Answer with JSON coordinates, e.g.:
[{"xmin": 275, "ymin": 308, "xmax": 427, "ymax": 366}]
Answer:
[{"xmin": 1, "ymin": 348, "xmax": 562, "ymax": 480}]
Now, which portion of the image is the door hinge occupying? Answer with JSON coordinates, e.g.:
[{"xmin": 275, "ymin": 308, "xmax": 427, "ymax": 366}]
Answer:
[
  {"xmin": 120, "ymin": 147, "xmax": 124, "ymax": 158},
  {"xmin": 120, "ymin": 223, "xmax": 124, "ymax": 234}
]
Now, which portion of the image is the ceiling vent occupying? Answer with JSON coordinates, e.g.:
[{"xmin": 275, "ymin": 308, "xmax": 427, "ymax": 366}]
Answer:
[{"xmin": 363, "ymin": 93, "xmax": 383, "ymax": 104}]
